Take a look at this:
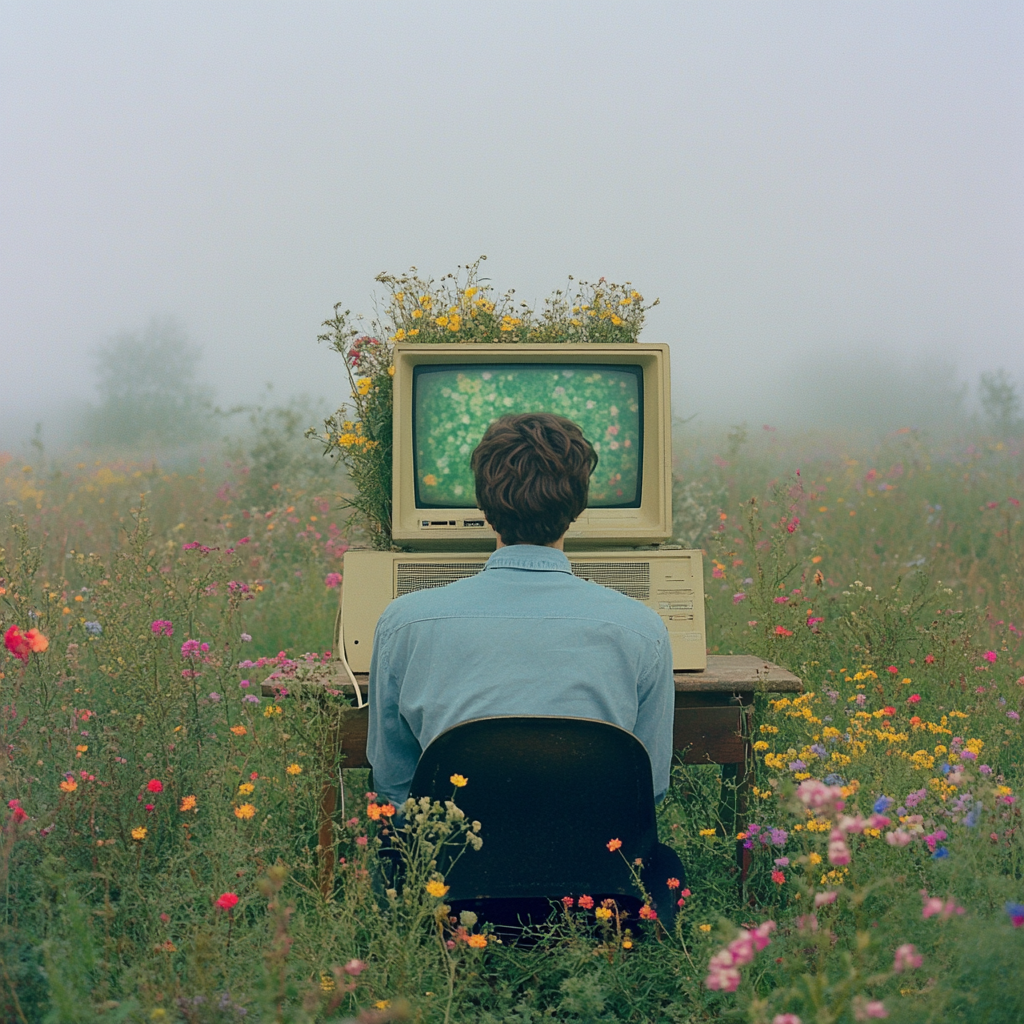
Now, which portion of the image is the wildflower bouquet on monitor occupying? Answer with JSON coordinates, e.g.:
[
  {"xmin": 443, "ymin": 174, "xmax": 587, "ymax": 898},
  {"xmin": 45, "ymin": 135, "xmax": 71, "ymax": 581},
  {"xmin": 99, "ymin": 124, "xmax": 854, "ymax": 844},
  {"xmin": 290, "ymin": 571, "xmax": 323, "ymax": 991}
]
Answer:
[{"xmin": 307, "ymin": 258, "xmax": 657, "ymax": 548}]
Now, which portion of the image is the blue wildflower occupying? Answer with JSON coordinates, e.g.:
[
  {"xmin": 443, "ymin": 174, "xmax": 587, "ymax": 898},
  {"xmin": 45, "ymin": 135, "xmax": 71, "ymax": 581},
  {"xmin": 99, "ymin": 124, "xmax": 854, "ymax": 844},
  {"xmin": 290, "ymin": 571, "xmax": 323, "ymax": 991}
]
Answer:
[
  {"xmin": 1006, "ymin": 902, "xmax": 1024, "ymax": 927},
  {"xmin": 824, "ymin": 773, "xmax": 845, "ymax": 786},
  {"xmin": 84, "ymin": 621, "xmax": 103, "ymax": 636},
  {"xmin": 964, "ymin": 801, "xmax": 983, "ymax": 828},
  {"xmin": 874, "ymin": 795, "xmax": 894, "ymax": 814},
  {"xmin": 940, "ymin": 762, "xmax": 951, "ymax": 776},
  {"xmin": 931, "ymin": 847, "xmax": 950, "ymax": 859}
]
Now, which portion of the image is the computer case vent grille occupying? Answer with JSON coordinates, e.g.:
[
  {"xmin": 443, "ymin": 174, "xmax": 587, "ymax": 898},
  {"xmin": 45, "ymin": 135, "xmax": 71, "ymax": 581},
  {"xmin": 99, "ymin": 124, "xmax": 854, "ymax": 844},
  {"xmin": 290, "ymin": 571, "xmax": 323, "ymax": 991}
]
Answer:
[
  {"xmin": 394, "ymin": 559, "xmax": 651, "ymax": 601},
  {"xmin": 396, "ymin": 562, "xmax": 484, "ymax": 595},
  {"xmin": 569, "ymin": 561, "xmax": 650, "ymax": 601}
]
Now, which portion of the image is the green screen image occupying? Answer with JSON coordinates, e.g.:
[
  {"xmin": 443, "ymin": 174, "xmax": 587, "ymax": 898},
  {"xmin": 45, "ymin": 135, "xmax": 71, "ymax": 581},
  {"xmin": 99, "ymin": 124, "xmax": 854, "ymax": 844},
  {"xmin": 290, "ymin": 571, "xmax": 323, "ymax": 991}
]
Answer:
[{"xmin": 413, "ymin": 363, "xmax": 643, "ymax": 508}]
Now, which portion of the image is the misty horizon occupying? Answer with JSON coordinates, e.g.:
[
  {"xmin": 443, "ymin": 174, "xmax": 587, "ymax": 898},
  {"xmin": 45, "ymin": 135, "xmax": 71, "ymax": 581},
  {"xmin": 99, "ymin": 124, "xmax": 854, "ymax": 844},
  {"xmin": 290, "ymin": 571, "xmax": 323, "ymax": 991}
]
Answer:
[{"xmin": 1, "ymin": 3, "xmax": 1021, "ymax": 446}]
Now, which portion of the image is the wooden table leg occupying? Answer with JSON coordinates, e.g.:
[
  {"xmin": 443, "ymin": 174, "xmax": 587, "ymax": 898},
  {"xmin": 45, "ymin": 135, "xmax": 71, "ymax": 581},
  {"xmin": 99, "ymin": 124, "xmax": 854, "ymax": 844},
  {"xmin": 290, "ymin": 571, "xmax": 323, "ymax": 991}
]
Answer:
[{"xmin": 318, "ymin": 779, "xmax": 338, "ymax": 898}]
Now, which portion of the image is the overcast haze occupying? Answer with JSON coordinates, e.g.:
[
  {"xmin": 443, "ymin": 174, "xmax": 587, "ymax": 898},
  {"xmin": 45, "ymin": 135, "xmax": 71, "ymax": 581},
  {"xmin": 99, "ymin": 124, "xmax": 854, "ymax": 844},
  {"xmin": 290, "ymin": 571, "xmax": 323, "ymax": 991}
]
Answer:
[{"xmin": 1, "ymin": 2, "xmax": 1021, "ymax": 443}]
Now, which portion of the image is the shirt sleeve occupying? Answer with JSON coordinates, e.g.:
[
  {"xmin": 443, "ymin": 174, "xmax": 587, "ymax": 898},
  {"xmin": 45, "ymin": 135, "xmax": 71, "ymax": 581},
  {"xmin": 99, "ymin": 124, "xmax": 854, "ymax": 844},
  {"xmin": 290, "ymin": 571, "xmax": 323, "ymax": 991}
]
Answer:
[
  {"xmin": 633, "ymin": 625, "xmax": 675, "ymax": 803},
  {"xmin": 366, "ymin": 617, "xmax": 422, "ymax": 807}
]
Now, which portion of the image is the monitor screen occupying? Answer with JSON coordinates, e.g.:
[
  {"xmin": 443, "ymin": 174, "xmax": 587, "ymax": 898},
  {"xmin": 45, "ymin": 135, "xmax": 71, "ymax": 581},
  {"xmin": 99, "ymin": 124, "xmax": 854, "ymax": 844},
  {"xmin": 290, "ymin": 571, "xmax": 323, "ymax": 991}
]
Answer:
[{"xmin": 413, "ymin": 363, "xmax": 644, "ymax": 509}]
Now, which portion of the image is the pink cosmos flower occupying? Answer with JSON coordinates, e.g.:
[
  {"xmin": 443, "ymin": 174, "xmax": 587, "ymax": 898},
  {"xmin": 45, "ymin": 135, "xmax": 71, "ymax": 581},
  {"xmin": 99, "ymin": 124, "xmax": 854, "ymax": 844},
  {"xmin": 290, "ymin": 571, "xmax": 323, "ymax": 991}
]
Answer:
[
  {"xmin": 893, "ymin": 943, "xmax": 923, "ymax": 972},
  {"xmin": 828, "ymin": 829, "xmax": 851, "ymax": 866},
  {"xmin": 984, "ymin": 651, "xmax": 998, "ymax": 663},
  {"xmin": 853, "ymin": 999, "xmax": 889, "ymax": 1020},
  {"xmin": 325, "ymin": 572, "xmax": 343, "ymax": 588},
  {"xmin": 343, "ymin": 959, "xmax": 367, "ymax": 976},
  {"xmin": 773, "ymin": 1016, "xmax": 803, "ymax": 1024},
  {"xmin": 150, "ymin": 620, "xmax": 174, "ymax": 637},
  {"xmin": 797, "ymin": 779, "xmax": 844, "ymax": 812},
  {"xmin": 885, "ymin": 829, "xmax": 912, "ymax": 847},
  {"xmin": 814, "ymin": 891, "xmax": 837, "ymax": 908},
  {"xmin": 920, "ymin": 890, "xmax": 964, "ymax": 920}
]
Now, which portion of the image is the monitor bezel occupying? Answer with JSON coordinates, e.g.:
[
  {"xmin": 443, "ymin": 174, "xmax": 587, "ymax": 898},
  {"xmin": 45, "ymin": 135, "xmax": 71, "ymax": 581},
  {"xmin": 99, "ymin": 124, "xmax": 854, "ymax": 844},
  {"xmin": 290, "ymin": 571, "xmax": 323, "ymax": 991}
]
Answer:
[{"xmin": 391, "ymin": 342, "xmax": 672, "ymax": 551}]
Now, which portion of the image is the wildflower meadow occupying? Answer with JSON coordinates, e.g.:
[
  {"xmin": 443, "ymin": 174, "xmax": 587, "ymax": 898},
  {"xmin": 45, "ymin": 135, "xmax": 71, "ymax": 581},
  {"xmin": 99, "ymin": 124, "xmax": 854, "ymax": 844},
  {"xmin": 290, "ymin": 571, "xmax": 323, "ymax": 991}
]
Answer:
[{"xmin": 0, "ymin": 417, "xmax": 1022, "ymax": 1022}]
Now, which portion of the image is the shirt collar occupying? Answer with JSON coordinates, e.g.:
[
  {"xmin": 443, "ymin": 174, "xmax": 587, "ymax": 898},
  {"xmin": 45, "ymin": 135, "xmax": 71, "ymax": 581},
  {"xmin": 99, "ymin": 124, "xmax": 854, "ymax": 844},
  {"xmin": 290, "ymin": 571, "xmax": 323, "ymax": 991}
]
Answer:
[{"xmin": 484, "ymin": 544, "xmax": 572, "ymax": 573}]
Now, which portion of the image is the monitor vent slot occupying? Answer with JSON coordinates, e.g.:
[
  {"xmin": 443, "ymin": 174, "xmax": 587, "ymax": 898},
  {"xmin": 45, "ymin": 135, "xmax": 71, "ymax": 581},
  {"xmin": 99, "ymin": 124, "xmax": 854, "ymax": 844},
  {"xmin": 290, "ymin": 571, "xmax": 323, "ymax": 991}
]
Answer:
[
  {"xmin": 570, "ymin": 561, "xmax": 650, "ymax": 601},
  {"xmin": 396, "ymin": 562, "xmax": 485, "ymax": 596}
]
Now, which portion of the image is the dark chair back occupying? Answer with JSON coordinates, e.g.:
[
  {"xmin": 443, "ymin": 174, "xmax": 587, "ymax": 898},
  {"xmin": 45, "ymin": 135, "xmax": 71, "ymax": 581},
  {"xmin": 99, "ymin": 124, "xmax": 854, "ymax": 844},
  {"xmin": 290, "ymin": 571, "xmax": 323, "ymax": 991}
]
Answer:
[{"xmin": 408, "ymin": 716, "xmax": 658, "ymax": 902}]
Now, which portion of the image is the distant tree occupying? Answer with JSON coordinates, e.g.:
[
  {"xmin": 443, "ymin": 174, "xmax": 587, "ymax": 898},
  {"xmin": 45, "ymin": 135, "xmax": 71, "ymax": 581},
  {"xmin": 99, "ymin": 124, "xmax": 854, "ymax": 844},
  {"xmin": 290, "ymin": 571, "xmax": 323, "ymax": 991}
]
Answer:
[
  {"xmin": 84, "ymin": 317, "xmax": 213, "ymax": 447},
  {"xmin": 978, "ymin": 369, "xmax": 1022, "ymax": 437}
]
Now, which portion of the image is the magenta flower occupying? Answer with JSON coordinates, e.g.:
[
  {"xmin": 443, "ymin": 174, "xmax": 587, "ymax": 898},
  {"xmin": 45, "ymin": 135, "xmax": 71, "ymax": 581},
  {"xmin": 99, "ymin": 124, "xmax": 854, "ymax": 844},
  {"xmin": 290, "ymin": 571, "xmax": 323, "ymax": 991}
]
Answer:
[
  {"xmin": 853, "ymin": 999, "xmax": 889, "ymax": 1020},
  {"xmin": 325, "ymin": 572, "xmax": 343, "ymax": 588},
  {"xmin": 773, "ymin": 1016, "xmax": 802, "ymax": 1024},
  {"xmin": 150, "ymin": 620, "xmax": 174, "ymax": 637},
  {"xmin": 984, "ymin": 650, "xmax": 998, "ymax": 663}
]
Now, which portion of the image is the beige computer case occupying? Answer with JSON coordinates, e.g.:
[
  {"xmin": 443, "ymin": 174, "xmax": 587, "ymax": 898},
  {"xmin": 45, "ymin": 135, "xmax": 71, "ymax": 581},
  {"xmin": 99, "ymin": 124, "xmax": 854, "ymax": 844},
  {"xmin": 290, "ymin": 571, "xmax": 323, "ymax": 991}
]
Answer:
[{"xmin": 337, "ymin": 548, "xmax": 706, "ymax": 672}]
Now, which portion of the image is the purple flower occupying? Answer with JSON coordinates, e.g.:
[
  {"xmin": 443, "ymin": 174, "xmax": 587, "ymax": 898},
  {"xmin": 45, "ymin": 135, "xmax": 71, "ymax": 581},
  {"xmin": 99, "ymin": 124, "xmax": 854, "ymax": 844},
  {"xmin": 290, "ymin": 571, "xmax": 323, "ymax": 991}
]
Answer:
[
  {"xmin": 240, "ymin": 633, "xmax": 252, "ymax": 642},
  {"xmin": 874, "ymin": 795, "xmax": 894, "ymax": 814},
  {"xmin": 774, "ymin": 856, "xmax": 790, "ymax": 867},
  {"xmin": 242, "ymin": 695, "xmax": 260, "ymax": 704},
  {"xmin": 1008, "ymin": 711, "xmax": 1020, "ymax": 721},
  {"xmin": 961, "ymin": 750, "xmax": 977, "ymax": 761},
  {"xmin": 239, "ymin": 680, "xmax": 250, "ymax": 688},
  {"xmin": 208, "ymin": 692, "xmax": 222, "ymax": 702},
  {"xmin": 964, "ymin": 802, "xmax": 982, "ymax": 828},
  {"xmin": 770, "ymin": 828, "xmax": 788, "ymax": 847},
  {"xmin": 811, "ymin": 744, "xmax": 827, "ymax": 758},
  {"xmin": 854, "ymin": 694, "xmax": 867, "ymax": 706},
  {"xmin": 789, "ymin": 760, "xmax": 807, "ymax": 771},
  {"xmin": 980, "ymin": 764, "xmax": 993, "ymax": 776},
  {"xmin": 905, "ymin": 788, "xmax": 927, "ymax": 808}
]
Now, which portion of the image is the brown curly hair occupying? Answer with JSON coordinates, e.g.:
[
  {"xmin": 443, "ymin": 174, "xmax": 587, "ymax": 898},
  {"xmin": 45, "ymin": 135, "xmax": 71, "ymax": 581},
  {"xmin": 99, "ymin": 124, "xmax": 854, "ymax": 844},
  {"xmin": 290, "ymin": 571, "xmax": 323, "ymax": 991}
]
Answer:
[{"xmin": 471, "ymin": 413, "xmax": 598, "ymax": 546}]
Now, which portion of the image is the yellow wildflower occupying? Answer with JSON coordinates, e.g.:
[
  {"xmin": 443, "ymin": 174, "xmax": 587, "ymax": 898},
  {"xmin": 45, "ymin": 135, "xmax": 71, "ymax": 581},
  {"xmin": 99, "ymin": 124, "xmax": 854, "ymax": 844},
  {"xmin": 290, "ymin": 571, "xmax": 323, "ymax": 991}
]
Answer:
[
  {"xmin": 419, "ymin": 295, "xmax": 432, "ymax": 309},
  {"xmin": 699, "ymin": 924, "xmax": 712, "ymax": 933},
  {"xmin": 809, "ymin": 852, "xmax": 822, "ymax": 865},
  {"xmin": 263, "ymin": 704, "xmax": 282, "ymax": 717},
  {"xmin": 320, "ymin": 974, "xmax": 335, "ymax": 993},
  {"xmin": 238, "ymin": 782, "xmax": 255, "ymax": 795},
  {"xmin": 388, "ymin": 365, "xmax": 395, "ymax": 375},
  {"xmin": 595, "ymin": 907, "xmax": 613, "ymax": 920},
  {"xmin": 450, "ymin": 774, "xmax": 468, "ymax": 787},
  {"xmin": 234, "ymin": 803, "xmax": 256, "ymax": 820},
  {"xmin": 435, "ymin": 315, "xmax": 449, "ymax": 328},
  {"xmin": 426, "ymin": 880, "xmax": 449, "ymax": 898},
  {"xmin": 699, "ymin": 828, "xmax": 716, "ymax": 837},
  {"xmin": 356, "ymin": 378, "xmax": 372, "ymax": 396},
  {"xmin": 131, "ymin": 827, "xmax": 148, "ymax": 841},
  {"xmin": 286, "ymin": 763, "xmax": 302, "ymax": 775},
  {"xmin": 411, "ymin": 309, "xmax": 423, "ymax": 319},
  {"xmin": 447, "ymin": 313, "xmax": 462, "ymax": 332},
  {"xmin": 753, "ymin": 741, "xmax": 769, "ymax": 752}
]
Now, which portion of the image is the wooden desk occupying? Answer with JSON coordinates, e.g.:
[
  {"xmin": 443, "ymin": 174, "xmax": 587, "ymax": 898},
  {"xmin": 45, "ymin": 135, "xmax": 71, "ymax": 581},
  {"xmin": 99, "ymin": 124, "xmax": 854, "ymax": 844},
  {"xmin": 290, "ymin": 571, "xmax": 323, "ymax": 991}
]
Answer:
[{"xmin": 273, "ymin": 655, "xmax": 802, "ymax": 893}]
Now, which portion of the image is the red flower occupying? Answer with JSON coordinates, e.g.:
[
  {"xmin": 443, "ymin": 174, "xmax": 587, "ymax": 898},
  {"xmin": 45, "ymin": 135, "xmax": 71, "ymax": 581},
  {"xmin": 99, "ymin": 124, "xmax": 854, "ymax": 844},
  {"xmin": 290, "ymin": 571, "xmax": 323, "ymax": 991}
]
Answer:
[
  {"xmin": 639, "ymin": 905, "xmax": 658, "ymax": 920},
  {"xmin": 882, "ymin": 706, "xmax": 896, "ymax": 716},
  {"xmin": 666, "ymin": 877, "xmax": 680, "ymax": 889},
  {"xmin": 887, "ymin": 665, "xmax": 899, "ymax": 675},
  {"xmin": 147, "ymin": 779, "xmax": 163, "ymax": 793},
  {"xmin": 771, "ymin": 870, "xmax": 786, "ymax": 884},
  {"xmin": 578, "ymin": 895, "xmax": 594, "ymax": 909},
  {"xmin": 145, "ymin": 803, "xmax": 155, "ymax": 812},
  {"xmin": 774, "ymin": 626, "xmax": 794, "ymax": 637},
  {"xmin": 907, "ymin": 694, "xmax": 921, "ymax": 704},
  {"xmin": 606, "ymin": 838, "xmax": 622, "ymax": 852},
  {"xmin": 3, "ymin": 626, "xmax": 31, "ymax": 663},
  {"xmin": 924, "ymin": 654, "xmax": 936, "ymax": 664},
  {"xmin": 215, "ymin": 892, "xmax": 239, "ymax": 910},
  {"xmin": 561, "ymin": 896, "xmax": 574, "ymax": 908},
  {"xmin": 680, "ymin": 888, "xmax": 691, "ymax": 897}
]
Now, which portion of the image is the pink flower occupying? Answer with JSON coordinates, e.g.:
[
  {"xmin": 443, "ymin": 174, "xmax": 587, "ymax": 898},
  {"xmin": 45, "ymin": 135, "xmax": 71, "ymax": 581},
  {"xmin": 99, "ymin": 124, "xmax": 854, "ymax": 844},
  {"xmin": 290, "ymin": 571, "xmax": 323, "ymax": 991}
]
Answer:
[
  {"xmin": 925, "ymin": 654, "xmax": 935, "ymax": 664},
  {"xmin": 984, "ymin": 650, "xmax": 998, "ymax": 663},
  {"xmin": 907, "ymin": 694, "xmax": 921, "ymax": 704},
  {"xmin": 828, "ymin": 829, "xmax": 851, "ymax": 866},
  {"xmin": 343, "ymin": 959, "xmax": 367, "ymax": 976},
  {"xmin": 887, "ymin": 665, "xmax": 899, "ymax": 675},
  {"xmin": 797, "ymin": 779, "xmax": 844, "ymax": 812},
  {"xmin": 920, "ymin": 890, "xmax": 964, "ymax": 920},
  {"xmin": 885, "ymin": 829, "xmax": 912, "ymax": 847},
  {"xmin": 355, "ymin": 836, "xmax": 368, "ymax": 847},
  {"xmin": 853, "ymin": 999, "xmax": 889, "ymax": 1020},
  {"xmin": 712, "ymin": 566, "xmax": 725, "ymax": 579},
  {"xmin": 771, "ymin": 870, "xmax": 786, "ymax": 885},
  {"xmin": 814, "ymin": 891, "xmax": 838, "ymax": 908},
  {"xmin": 325, "ymin": 572, "xmax": 343, "ymax": 588},
  {"xmin": 893, "ymin": 943, "xmax": 923, "ymax": 972},
  {"xmin": 733, "ymin": 593, "xmax": 747, "ymax": 604},
  {"xmin": 150, "ymin": 620, "xmax": 174, "ymax": 637},
  {"xmin": 838, "ymin": 814, "xmax": 866, "ymax": 834},
  {"xmin": 215, "ymin": 892, "xmax": 238, "ymax": 910},
  {"xmin": 773, "ymin": 1016, "xmax": 803, "ymax": 1024},
  {"xmin": 561, "ymin": 896, "xmax": 574, "ymax": 908}
]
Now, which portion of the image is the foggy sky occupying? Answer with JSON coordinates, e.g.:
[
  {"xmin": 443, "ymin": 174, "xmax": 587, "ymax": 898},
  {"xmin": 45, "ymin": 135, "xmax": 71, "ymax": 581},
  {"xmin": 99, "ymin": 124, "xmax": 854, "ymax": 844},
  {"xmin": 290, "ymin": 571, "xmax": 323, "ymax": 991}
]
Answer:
[{"xmin": 1, "ymin": 1, "xmax": 1021, "ymax": 441}]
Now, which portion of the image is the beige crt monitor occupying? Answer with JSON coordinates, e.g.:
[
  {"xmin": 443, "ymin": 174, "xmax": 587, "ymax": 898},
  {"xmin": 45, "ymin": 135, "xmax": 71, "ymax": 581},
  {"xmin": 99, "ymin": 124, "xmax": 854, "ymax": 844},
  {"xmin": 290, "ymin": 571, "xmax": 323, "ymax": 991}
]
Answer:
[
  {"xmin": 337, "ymin": 548, "xmax": 707, "ymax": 673},
  {"xmin": 390, "ymin": 342, "xmax": 673, "ymax": 551}
]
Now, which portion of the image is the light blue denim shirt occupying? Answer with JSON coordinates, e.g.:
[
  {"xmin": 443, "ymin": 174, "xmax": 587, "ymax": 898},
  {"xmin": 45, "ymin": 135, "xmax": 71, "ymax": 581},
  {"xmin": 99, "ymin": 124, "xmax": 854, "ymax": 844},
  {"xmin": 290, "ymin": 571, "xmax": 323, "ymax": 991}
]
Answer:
[{"xmin": 366, "ymin": 544, "xmax": 675, "ymax": 806}]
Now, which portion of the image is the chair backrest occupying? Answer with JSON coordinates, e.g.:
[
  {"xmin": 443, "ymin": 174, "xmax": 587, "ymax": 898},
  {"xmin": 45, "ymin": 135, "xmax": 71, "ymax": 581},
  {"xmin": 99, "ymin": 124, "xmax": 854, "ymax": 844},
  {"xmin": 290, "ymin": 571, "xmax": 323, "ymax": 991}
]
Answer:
[{"xmin": 407, "ymin": 716, "xmax": 658, "ymax": 902}]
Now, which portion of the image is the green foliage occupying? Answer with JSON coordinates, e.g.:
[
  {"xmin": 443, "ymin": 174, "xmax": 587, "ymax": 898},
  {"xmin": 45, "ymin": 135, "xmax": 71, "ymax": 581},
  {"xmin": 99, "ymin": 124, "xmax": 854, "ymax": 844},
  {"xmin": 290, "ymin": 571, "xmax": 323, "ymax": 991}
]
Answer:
[
  {"xmin": 0, "ymin": 417, "xmax": 1023, "ymax": 1021},
  {"xmin": 979, "ymin": 369, "xmax": 1022, "ymax": 438}
]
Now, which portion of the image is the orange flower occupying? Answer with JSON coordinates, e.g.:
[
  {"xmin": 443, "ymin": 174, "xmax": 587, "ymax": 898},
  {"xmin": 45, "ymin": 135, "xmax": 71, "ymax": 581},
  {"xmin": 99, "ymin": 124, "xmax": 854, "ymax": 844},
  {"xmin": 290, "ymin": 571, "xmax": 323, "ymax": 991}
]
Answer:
[
  {"xmin": 638, "ymin": 905, "xmax": 657, "ymax": 920},
  {"xmin": 234, "ymin": 803, "xmax": 256, "ymax": 820},
  {"xmin": 59, "ymin": 778, "xmax": 78, "ymax": 793},
  {"xmin": 366, "ymin": 803, "xmax": 383, "ymax": 821},
  {"xmin": 24, "ymin": 629, "xmax": 48, "ymax": 653},
  {"xmin": 466, "ymin": 934, "xmax": 487, "ymax": 948},
  {"xmin": 606, "ymin": 838, "xmax": 622, "ymax": 852},
  {"xmin": 380, "ymin": 803, "xmax": 396, "ymax": 817},
  {"xmin": 666, "ymin": 877, "xmax": 680, "ymax": 889},
  {"xmin": 179, "ymin": 795, "xmax": 197, "ymax": 812},
  {"xmin": 230, "ymin": 725, "xmax": 247, "ymax": 737}
]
